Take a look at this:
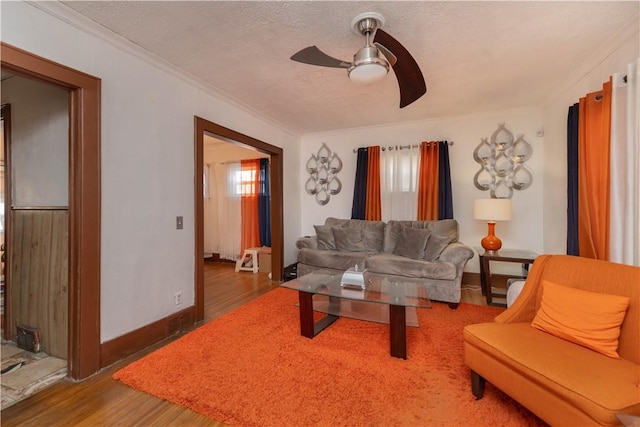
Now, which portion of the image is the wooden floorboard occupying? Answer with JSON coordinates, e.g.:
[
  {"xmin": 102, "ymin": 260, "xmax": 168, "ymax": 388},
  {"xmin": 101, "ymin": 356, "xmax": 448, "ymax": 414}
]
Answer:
[{"xmin": 1, "ymin": 263, "xmax": 485, "ymax": 426}]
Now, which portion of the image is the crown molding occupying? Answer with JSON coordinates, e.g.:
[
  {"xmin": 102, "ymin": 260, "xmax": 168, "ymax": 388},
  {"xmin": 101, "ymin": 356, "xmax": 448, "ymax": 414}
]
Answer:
[{"xmin": 25, "ymin": 1, "xmax": 300, "ymax": 139}]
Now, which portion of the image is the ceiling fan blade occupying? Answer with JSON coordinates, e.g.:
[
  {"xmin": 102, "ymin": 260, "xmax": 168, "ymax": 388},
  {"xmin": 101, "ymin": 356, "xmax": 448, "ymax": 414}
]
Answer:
[
  {"xmin": 374, "ymin": 42, "xmax": 397, "ymax": 66},
  {"xmin": 290, "ymin": 46, "xmax": 350, "ymax": 69},
  {"xmin": 373, "ymin": 29, "xmax": 426, "ymax": 108}
]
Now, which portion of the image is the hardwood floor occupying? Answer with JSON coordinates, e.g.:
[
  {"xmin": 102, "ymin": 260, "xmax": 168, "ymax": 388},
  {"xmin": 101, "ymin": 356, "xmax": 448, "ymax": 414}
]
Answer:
[
  {"xmin": 1, "ymin": 262, "xmax": 275, "ymax": 427},
  {"xmin": 1, "ymin": 263, "xmax": 486, "ymax": 426}
]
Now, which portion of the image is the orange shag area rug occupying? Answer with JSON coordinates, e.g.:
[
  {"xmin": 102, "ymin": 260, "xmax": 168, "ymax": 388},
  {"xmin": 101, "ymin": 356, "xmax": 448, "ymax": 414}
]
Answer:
[{"xmin": 114, "ymin": 288, "xmax": 546, "ymax": 427}]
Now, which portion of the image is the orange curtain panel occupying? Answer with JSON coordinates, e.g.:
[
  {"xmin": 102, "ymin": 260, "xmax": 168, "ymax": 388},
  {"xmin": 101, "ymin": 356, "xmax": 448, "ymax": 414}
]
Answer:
[
  {"xmin": 240, "ymin": 159, "xmax": 261, "ymax": 254},
  {"xmin": 578, "ymin": 79, "xmax": 612, "ymax": 260},
  {"xmin": 417, "ymin": 141, "xmax": 439, "ymax": 220},
  {"xmin": 365, "ymin": 146, "xmax": 381, "ymax": 221}
]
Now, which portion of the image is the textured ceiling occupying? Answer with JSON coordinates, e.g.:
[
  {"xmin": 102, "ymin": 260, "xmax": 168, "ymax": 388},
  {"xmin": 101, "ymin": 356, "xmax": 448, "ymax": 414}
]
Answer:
[{"xmin": 62, "ymin": 1, "xmax": 638, "ymax": 135}]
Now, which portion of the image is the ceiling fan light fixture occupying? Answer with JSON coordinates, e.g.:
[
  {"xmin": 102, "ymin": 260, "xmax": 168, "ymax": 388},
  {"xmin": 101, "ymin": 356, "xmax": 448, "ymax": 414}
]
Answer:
[
  {"xmin": 348, "ymin": 62, "xmax": 388, "ymax": 84},
  {"xmin": 348, "ymin": 45, "xmax": 389, "ymax": 84},
  {"xmin": 290, "ymin": 11, "xmax": 426, "ymax": 106}
]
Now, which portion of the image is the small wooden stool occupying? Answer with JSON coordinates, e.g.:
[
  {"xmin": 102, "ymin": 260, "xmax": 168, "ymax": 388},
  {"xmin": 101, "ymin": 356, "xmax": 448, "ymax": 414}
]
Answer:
[{"xmin": 235, "ymin": 247, "xmax": 270, "ymax": 273}]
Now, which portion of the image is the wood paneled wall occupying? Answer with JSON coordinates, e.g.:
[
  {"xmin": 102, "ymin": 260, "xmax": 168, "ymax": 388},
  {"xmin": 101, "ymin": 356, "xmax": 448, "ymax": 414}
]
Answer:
[{"xmin": 10, "ymin": 209, "xmax": 68, "ymax": 359}]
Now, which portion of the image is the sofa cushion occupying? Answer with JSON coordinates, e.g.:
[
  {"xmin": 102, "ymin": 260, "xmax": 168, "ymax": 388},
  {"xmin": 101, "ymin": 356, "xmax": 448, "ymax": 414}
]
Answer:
[
  {"xmin": 366, "ymin": 253, "xmax": 456, "ymax": 280},
  {"xmin": 392, "ymin": 226, "xmax": 430, "ymax": 260},
  {"xmin": 384, "ymin": 219, "xmax": 458, "ymax": 254},
  {"xmin": 314, "ymin": 225, "xmax": 337, "ymax": 250},
  {"xmin": 531, "ymin": 280, "xmax": 630, "ymax": 358},
  {"xmin": 464, "ymin": 322, "xmax": 640, "ymax": 425},
  {"xmin": 297, "ymin": 248, "xmax": 368, "ymax": 272},
  {"xmin": 325, "ymin": 217, "xmax": 385, "ymax": 252},
  {"xmin": 332, "ymin": 227, "xmax": 366, "ymax": 252}
]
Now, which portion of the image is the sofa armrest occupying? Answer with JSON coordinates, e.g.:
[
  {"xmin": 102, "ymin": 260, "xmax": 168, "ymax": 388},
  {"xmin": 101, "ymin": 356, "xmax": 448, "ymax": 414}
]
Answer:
[
  {"xmin": 495, "ymin": 254, "xmax": 551, "ymax": 324},
  {"xmin": 296, "ymin": 236, "xmax": 318, "ymax": 250},
  {"xmin": 439, "ymin": 242, "xmax": 474, "ymax": 266}
]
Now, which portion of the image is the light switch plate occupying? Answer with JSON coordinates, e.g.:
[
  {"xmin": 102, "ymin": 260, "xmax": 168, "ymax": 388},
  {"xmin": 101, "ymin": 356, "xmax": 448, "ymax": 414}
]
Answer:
[{"xmin": 176, "ymin": 216, "xmax": 183, "ymax": 230}]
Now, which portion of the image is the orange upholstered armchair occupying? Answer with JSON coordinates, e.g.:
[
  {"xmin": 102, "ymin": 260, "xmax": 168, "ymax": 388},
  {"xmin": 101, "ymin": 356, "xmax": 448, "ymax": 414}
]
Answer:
[{"xmin": 464, "ymin": 254, "xmax": 640, "ymax": 426}]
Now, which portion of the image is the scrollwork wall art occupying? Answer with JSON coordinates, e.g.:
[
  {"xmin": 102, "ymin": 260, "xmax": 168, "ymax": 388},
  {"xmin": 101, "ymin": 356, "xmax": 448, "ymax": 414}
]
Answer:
[
  {"xmin": 305, "ymin": 143, "xmax": 343, "ymax": 205},
  {"xmin": 473, "ymin": 123, "xmax": 533, "ymax": 199}
]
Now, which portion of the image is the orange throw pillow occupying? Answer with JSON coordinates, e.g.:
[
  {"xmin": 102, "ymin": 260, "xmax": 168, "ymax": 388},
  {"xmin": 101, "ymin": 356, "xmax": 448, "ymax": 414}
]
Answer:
[{"xmin": 531, "ymin": 280, "xmax": 630, "ymax": 358}]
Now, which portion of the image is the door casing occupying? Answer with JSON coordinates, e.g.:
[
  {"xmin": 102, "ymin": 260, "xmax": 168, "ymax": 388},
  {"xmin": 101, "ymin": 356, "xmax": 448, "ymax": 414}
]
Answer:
[
  {"xmin": 194, "ymin": 116, "xmax": 284, "ymax": 321},
  {"xmin": 1, "ymin": 42, "xmax": 101, "ymax": 380}
]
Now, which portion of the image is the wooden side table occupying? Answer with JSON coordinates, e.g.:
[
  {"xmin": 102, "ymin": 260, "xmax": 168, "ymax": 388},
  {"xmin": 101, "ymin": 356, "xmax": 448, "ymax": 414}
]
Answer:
[{"xmin": 475, "ymin": 247, "xmax": 538, "ymax": 307}]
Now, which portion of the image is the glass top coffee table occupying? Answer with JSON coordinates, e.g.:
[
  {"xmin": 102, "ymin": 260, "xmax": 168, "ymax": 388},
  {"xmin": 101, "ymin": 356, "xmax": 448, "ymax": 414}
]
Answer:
[{"xmin": 280, "ymin": 272, "xmax": 431, "ymax": 359}]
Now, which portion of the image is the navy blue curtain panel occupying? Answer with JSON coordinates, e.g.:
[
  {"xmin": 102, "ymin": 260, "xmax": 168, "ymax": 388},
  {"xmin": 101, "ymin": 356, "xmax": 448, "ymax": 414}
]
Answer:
[
  {"xmin": 438, "ymin": 141, "xmax": 454, "ymax": 219},
  {"xmin": 567, "ymin": 104, "xmax": 580, "ymax": 255},
  {"xmin": 258, "ymin": 158, "xmax": 272, "ymax": 247},
  {"xmin": 351, "ymin": 148, "xmax": 368, "ymax": 220}
]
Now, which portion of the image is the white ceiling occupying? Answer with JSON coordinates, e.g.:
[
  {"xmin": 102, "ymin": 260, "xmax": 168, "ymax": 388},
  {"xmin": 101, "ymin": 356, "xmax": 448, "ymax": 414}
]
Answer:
[{"xmin": 62, "ymin": 1, "xmax": 638, "ymax": 136}]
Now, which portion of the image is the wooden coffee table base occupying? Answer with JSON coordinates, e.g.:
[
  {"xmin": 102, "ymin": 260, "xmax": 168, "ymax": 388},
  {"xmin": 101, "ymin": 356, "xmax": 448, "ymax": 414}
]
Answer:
[{"xmin": 297, "ymin": 291, "xmax": 408, "ymax": 359}]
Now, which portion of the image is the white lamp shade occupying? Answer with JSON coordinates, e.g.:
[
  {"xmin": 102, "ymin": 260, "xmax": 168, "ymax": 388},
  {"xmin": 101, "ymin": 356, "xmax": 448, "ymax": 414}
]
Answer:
[
  {"xmin": 348, "ymin": 63, "xmax": 388, "ymax": 84},
  {"xmin": 474, "ymin": 198, "xmax": 512, "ymax": 221}
]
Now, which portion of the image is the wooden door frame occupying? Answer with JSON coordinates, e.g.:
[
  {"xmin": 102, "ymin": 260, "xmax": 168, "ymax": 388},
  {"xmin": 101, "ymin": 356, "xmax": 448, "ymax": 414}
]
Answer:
[
  {"xmin": 1, "ymin": 42, "xmax": 101, "ymax": 380},
  {"xmin": 1, "ymin": 104, "xmax": 12, "ymax": 343},
  {"xmin": 194, "ymin": 116, "xmax": 283, "ymax": 321}
]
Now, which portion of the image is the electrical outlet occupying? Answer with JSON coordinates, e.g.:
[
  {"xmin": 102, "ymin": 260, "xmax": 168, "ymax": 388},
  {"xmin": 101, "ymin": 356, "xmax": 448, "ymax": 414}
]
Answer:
[{"xmin": 174, "ymin": 291, "xmax": 182, "ymax": 305}]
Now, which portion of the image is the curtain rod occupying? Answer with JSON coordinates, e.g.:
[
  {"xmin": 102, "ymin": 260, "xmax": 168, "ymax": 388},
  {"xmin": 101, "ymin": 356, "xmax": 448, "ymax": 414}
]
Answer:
[
  {"xmin": 594, "ymin": 74, "xmax": 628, "ymax": 102},
  {"xmin": 352, "ymin": 141, "xmax": 453, "ymax": 153}
]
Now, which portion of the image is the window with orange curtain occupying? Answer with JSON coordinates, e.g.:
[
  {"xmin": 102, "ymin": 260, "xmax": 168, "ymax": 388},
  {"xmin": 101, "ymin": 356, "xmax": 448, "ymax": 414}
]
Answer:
[
  {"xmin": 578, "ymin": 79, "xmax": 611, "ymax": 260},
  {"xmin": 240, "ymin": 159, "xmax": 261, "ymax": 253},
  {"xmin": 365, "ymin": 146, "xmax": 381, "ymax": 221},
  {"xmin": 417, "ymin": 141, "xmax": 439, "ymax": 220}
]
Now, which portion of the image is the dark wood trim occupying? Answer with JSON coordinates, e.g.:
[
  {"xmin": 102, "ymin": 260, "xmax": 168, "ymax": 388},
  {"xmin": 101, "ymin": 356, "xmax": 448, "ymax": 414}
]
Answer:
[
  {"xmin": 194, "ymin": 116, "xmax": 284, "ymax": 322},
  {"xmin": 462, "ymin": 272, "xmax": 513, "ymax": 289},
  {"xmin": 463, "ymin": 272, "xmax": 481, "ymax": 287},
  {"xmin": 100, "ymin": 305, "xmax": 196, "ymax": 368},
  {"xmin": 1, "ymin": 104, "xmax": 12, "ymax": 341},
  {"xmin": 1, "ymin": 42, "xmax": 101, "ymax": 380},
  {"xmin": 194, "ymin": 119, "xmax": 205, "ymax": 321}
]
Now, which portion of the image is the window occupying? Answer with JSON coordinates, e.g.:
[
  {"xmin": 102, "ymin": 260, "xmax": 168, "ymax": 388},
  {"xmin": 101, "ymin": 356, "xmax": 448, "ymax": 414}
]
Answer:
[{"xmin": 381, "ymin": 149, "xmax": 419, "ymax": 221}]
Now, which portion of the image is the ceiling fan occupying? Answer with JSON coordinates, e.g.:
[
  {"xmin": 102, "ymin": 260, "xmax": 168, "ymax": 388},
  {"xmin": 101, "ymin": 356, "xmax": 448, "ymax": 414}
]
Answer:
[{"xmin": 290, "ymin": 12, "xmax": 426, "ymax": 108}]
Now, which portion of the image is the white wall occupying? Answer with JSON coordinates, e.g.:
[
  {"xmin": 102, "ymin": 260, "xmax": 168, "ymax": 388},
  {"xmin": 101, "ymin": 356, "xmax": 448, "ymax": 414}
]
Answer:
[
  {"xmin": 300, "ymin": 106, "xmax": 545, "ymax": 272},
  {"xmin": 540, "ymin": 23, "xmax": 639, "ymax": 256},
  {"xmin": 1, "ymin": 76, "xmax": 69, "ymax": 207},
  {"xmin": 1, "ymin": 1, "xmax": 301, "ymax": 342}
]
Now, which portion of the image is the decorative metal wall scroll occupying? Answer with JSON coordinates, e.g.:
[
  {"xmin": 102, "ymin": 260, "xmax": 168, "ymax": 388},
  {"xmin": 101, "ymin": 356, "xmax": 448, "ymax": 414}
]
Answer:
[
  {"xmin": 305, "ymin": 143, "xmax": 343, "ymax": 205},
  {"xmin": 473, "ymin": 123, "xmax": 533, "ymax": 199}
]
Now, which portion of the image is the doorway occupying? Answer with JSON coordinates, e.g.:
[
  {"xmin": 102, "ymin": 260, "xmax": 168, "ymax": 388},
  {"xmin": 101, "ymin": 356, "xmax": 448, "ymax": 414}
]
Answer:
[
  {"xmin": 194, "ymin": 116, "xmax": 283, "ymax": 321},
  {"xmin": 1, "ymin": 42, "xmax": 101, "ymax": 380}
]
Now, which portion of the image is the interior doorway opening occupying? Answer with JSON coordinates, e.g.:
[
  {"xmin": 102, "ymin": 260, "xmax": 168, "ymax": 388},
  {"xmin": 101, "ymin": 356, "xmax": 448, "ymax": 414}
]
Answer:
[
  {"xmin": 1, "ymin": 42, "xmax": 101, "ymax": 381},
  {"xmin": 194, "ymin": 116, "xmax": 283, "ymax": 322}
]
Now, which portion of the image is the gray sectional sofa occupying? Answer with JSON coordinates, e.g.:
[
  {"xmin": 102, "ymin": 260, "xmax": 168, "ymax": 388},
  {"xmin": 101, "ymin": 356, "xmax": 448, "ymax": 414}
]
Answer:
[{"xmin": 296, "ymin": 217, "xmax": 474, "ymax": 307}]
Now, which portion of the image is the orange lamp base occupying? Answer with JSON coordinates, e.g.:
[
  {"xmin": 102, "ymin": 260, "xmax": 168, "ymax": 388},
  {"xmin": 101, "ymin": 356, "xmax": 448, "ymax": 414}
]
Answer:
[{"xmin": 481, "ymin": 222, "xmax": 502, "ymax": 252}]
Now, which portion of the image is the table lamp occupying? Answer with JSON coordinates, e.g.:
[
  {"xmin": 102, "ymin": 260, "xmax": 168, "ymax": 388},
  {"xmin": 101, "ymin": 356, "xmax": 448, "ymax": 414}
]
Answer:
[{"xmin": 474, "ymin": 198, "xmax": 512, "ymax": 252}]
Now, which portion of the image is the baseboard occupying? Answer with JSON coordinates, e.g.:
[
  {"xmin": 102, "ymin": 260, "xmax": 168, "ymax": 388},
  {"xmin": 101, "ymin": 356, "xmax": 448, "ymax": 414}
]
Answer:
[
  {"xmin": 100, "ymin": 305, "xmax": 196, "ymax": 368},
  {"xmin": 462, "ymin": 272, "xmax": 481, "ymax": 287},
  {"xmin": 462, "ymin": 272, "xmax": 514, "ymax": 289},
  {"xmin": 205, "ymin": 253, "xmax": 235, "ymax": 263}
]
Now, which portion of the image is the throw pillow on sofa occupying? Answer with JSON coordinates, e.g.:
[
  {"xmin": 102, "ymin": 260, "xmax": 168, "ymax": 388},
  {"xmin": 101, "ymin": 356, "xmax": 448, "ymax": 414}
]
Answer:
[
  {"xmin": 392, "ymin": 226, "xmax": 431, "ymax": 260},
  {"xmin": 423, "ymin": 234, "xmax": 451, "ymax": 262},
  {"xmin": 314, "ymin": 225, "xmax": 337, "ymax": 250},
  {"xmin": 531, "ymin": 280, "xmax": 630, "ymax": 358},
  {"xmin": 332, "ymin": 227, "xmax": 366, "ymax": 252}
]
